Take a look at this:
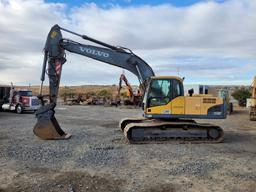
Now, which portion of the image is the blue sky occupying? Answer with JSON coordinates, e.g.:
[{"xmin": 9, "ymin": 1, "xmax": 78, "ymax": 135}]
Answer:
[{"xmin": 46, "ymin": 0, "xmax": 225, "ymax": 7}]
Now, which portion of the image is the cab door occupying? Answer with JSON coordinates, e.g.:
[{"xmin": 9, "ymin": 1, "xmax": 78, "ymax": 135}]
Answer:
[
  {"xmin": 171, "ymin": 79, "xmax": 185, "ymax": 115},
  {"xmin": 146, "ymin": 78, "xmax": 184, "ymax": 115}
]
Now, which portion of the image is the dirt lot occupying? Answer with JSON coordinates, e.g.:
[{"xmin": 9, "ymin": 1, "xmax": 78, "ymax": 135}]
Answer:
[{"xmin": 0, "ymin": 106, "xmax": 255, "ymax": 192}]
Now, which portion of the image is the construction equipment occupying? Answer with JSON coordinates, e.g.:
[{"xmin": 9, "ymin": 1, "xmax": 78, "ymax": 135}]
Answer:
[
  {"xmin": 249, "ymin": 76, "xmax": 256, "ymax": 121},
  {"xmin": 64, "ymin": 93, "xmax": 84, "ymax": 105},
  {"xmin": 33, "ymin": 25, "xmax": 226, "ymax": 143},
  {"xmin": 117, "ymin": 73, "xmax": 142, "ymax": 106},
  {"xmin": 1, "ymin": 83, "xmax": 40, "ymax": 114}
]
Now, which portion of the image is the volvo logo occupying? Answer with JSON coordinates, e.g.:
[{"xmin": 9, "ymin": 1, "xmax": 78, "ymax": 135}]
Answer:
[{"xmin": 80, "ymin": 47, "xmax": 109, "ymax": 57}]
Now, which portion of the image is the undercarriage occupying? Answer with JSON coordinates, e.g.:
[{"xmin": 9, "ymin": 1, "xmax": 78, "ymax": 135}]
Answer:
[{"xmin": 120, "ymin": 118, "xmax": 224, "ymax": 144}]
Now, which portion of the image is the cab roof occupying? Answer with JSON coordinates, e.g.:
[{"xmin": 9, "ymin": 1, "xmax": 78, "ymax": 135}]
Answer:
[{"xmin": 151, "ymin": 76, "xmax": 184, "ymax": 82}]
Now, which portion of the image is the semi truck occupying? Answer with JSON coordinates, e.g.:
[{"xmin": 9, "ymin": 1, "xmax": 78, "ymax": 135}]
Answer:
[{"xmin": 0, "ymin": 85, "xmax": 40, "ymax": 114}]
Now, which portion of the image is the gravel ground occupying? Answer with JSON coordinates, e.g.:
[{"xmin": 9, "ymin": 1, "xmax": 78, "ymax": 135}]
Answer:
[{"xmin": 0, "ymin": 106, "xmax": 256, "ymax": 192}]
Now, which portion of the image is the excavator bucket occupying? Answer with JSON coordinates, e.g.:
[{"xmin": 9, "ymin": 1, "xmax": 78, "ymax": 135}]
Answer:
[
  {"xmin": 33, "ymin": 103, "xmax": 71, "ymax": 140},
  {"xmin": 33, "ymin": 116, "xmax": 71, "ymax": 140}
]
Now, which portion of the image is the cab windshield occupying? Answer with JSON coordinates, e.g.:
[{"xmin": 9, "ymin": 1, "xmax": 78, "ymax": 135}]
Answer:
[
  {"xmin": 147, "ymin": 79, "xmax": 183, "ymax": 107},
  {"xmin": 19, "ymin": 91, "xmax": 33, "ymax": 97}
]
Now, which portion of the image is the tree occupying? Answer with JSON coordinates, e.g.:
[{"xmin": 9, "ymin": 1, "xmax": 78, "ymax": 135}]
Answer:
[
  {"xmin": 232, "ymin": 87, "xmax": 251, "ymax": 107},
  {"xmin": 97, "ymin": 89, "xmax": 111, "ymax": 97},
  {"xmin": 60, "ymin": 87, "xmax": 75, "ymax": 98},
  {"xmin": 85, "ymin": 91, "xmax": 96, "ymax": 99}
]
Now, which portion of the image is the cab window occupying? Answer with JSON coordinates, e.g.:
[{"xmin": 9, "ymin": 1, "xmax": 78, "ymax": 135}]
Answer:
[
  {"xmin": 148, "ymin": 79, "xmax": 172, "ymax": 107},
  {"xmin": 19, "ymin": 91, "xmax": 33, "ymax": 96},
  {"xmin": 147, "ymin": 79, "xmax": 184, "ymax": 108}
]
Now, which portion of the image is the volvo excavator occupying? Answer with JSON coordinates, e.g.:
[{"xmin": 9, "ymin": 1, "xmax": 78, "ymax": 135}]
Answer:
[{"xmin": 33, "ymin": 25, "xmax": 226, "ymax": 143}]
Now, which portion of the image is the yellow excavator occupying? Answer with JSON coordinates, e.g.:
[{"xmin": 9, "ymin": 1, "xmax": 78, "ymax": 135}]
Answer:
[{"xmin": 33, "ymin": 25, "xmax": 226, "ymax": 143}]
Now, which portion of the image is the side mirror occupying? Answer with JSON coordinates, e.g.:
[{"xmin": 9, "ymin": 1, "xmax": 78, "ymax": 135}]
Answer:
[{"xmin": 188, "ymin": 89, "xmax": 194, "ymax": 96}]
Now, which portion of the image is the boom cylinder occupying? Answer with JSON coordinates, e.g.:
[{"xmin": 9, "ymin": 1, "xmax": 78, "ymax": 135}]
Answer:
[{"xmin": 39, "ymin": 51, "xmax": 48, "ymax": 96}]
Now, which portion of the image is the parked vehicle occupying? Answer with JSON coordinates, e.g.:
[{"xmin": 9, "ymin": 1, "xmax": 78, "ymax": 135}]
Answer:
[{"xmin": 1, "ymin": 85, "xmax": 40, "ymax": 114}]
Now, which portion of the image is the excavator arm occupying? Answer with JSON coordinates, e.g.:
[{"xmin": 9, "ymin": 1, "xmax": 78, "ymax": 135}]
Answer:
[
  {"xmin": 33, "ymin": 24, "xmax": 155, "ymax": 139},
  {"xmin": 117, "ymin": 73, "xmax": 134, "ymax": 98}
]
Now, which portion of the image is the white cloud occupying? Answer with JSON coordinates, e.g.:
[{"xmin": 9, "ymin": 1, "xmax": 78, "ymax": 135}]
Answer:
[{"xmin": 0, "ymin": 0, "xmax": 255, "ymax": 86}]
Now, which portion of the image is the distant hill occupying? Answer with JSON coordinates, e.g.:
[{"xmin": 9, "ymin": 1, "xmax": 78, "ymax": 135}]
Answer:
[{"xmin": 16, "ymin": 85, "xmax": 121, "ymax": 98}]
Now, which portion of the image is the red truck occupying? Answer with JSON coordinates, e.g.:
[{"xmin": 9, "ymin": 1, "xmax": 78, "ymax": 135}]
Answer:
[{"xmin": 0, "ymin": 86, "xmax": 40, "ymax": 114}]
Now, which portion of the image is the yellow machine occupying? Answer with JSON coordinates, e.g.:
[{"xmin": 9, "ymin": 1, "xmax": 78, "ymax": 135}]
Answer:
[
  {"xmin": 249, "ymin": 76, "xmax": 256, "ymax": 121},
  {"xmin": 145, "ymin": 76, "xmax": 224, "ymax": 117},
  {"xmin": 120, "ymin": 76, "xmax": 225, "ymax": 143},
  {"xmin": 34, "ymin": 25, "xmax": 226, "ymax": 143}
]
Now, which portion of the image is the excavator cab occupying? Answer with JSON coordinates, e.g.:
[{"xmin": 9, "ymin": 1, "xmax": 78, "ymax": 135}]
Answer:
[
  {"xmin": 145, "ymin": 77, "xmax": 184, "ymax": 109},
  {"xmin": 143, "ymin": 76, "xmax": 186, "ymax": 117},
  {"xmin": 144, "ymin": 76, "xmax": 226, "ymax": 121}
]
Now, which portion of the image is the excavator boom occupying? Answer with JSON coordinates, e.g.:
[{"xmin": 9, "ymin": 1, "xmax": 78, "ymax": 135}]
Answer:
[{"xmin": 34, "ymin": 24, "xmax": 154, "ymax": 139}]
